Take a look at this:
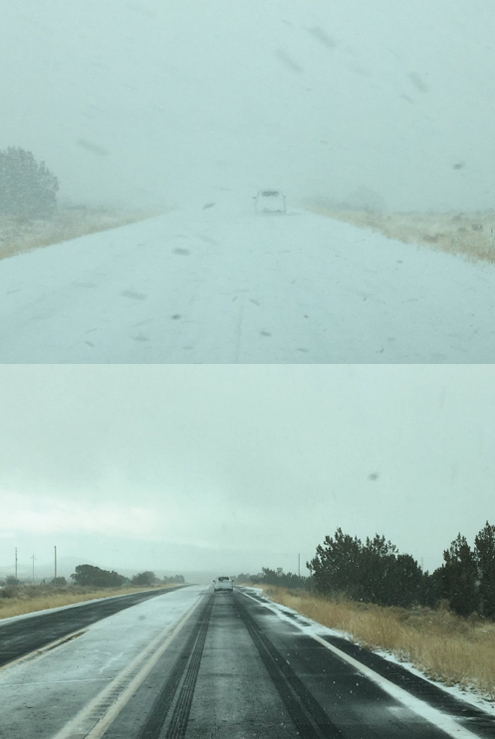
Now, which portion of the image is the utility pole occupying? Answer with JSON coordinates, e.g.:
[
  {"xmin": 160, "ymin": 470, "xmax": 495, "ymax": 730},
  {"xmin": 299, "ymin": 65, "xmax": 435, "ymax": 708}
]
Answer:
[
  {"xmin": 54, "ymin": 546, "xmax": 57, "ymax": 581},
  {"xmin": 15, "ymin": 548, "xmax": 18, "ymax": 580},
  {"xmin": 31, "ymin": 554, "xmax": 35, "ymax": 583},
  {"xmin": 298, "ymin": 553, "xmax": 301, "ymax": 578}
]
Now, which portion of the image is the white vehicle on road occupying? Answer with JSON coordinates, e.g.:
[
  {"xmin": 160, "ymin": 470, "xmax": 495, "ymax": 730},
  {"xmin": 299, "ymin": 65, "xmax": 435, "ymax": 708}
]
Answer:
[
  {"xmin": 213, "ymin": 576, "xmax": 234, "ymax": 592},
  {"xmin": 254, "ymin": 189, "xmax": 286, "ymax": 214}
]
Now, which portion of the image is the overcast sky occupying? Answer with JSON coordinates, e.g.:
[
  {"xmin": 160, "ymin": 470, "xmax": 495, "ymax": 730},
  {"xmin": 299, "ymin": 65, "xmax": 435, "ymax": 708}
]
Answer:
[
  {"xmin": 1, "ymin": 0, "xmax": 494, "ymax": 211},
  {"xmin": 1, "ymin": 365, "xmax": 494, "ymax": 579}
]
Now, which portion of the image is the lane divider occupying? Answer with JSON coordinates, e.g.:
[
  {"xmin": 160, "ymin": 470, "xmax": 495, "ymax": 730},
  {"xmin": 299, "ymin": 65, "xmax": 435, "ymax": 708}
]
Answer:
[{"xmin": 52, "ymin": 595, "xmax": 205, "ymax": 739}]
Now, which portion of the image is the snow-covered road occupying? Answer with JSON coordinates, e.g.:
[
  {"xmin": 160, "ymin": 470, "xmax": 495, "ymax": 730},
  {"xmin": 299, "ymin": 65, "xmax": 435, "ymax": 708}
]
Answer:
[
  {"xmin": 1, "ymin": 587, "xmax": 493, "ymax": 739},
  {"xmin": 1, "ymin": 205, "xmax": 495, "ymax": 363}
]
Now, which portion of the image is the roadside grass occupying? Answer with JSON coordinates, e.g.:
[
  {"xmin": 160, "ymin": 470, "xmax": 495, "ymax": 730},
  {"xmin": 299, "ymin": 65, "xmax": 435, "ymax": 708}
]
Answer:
[
  {"xmin": 0, "ymin": 583, "xmax": 178, "ymax": 620},
  {"xmin": 256, "ymin": 586, "xmax": 495, "ymax": 701},
  {"xmin": 0, "ymin": 206, "xmax": 165, "ymax": 261},
  {"xmin": 305, "ymin": 206, "xmax": 495, "ymax": 265}
]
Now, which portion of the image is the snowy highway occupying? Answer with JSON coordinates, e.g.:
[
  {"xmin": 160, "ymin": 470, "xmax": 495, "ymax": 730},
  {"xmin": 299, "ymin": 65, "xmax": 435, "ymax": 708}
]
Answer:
[
  {"xmin": 1, "ymin": 586, "xmax": 494, "ymax": 739},
  {"xmin": 0, "ymin": 587, "xmax": 185, "ymax": 670},
  {"xmin": 1, "ymin": 205, "xmax": 495, "ymax": 363}
]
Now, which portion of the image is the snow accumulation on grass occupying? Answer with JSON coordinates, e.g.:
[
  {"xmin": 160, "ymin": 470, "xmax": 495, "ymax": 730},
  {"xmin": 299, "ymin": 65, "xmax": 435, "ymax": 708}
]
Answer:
[
  {"xmin": 307, "ymin": 206, "xmax": 495, "ymax": 264},
  {"xmin": 0, "ymin": 206, "xmax": 164, "ymax": 261},
  {"xmin": 246, "ymin": 586, "xmax": 495, "ymax": 717},
  {"xmin": 4, "ymin": 205, "xmax": 494, "ymax": 267}
]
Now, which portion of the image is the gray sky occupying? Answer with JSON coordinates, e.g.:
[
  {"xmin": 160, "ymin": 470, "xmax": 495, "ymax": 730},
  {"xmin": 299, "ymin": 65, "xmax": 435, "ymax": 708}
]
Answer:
[
  {"xmin": 1, "ymin": 365, "xmax": 494, "ymax": 578},
  {"xmin": 1, "ymin": 0, "xmax": 494, "ymax": 210}
]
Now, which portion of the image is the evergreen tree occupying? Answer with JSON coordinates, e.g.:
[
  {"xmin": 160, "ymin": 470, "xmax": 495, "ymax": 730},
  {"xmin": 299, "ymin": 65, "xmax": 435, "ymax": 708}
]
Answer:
[
  {"xmin": 474, "ymin": 521, "xmax": 495, "ymax": 618},
  {"xmin": 359, "ymin": 534, "xmax": 398, "ymax": 605},
  {"xmin": 0, "ymin": 146, "xmax": 59, "ymax": 217},
  {"xmin": 437, "ymin": 534, "xmax": 478, "ymax": 616},
  {"xmin": 256, "ymin": 567, "xmax": 308, "ymax": 590},
  {"xmin": 308, "ymin": 528, "xmax": 425, "ymax": 607},
  {"xmin": 307, "ymin": 528, "xmax": 362, "ymax": 597},
  {"xmin": 393, "ymin": 553, "xmax": 426, "ymax": 607}
]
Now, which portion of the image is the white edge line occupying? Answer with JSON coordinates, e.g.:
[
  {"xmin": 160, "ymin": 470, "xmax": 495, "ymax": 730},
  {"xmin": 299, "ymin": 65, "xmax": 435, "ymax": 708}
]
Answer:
[{"xmin": 239, "ymin": 591, "xmax": 480, "ymax": 739}]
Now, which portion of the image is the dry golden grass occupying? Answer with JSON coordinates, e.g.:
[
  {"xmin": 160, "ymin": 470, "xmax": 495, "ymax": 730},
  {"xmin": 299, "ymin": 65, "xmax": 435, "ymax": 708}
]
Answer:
[
  {"xmin": 0, "ymin": 584, "xmax": 176, "ymax": 620},
  {"xmin": 0, "ymin": 206, "xmax": 165, "ymax": 261},
  {"xmin": 306, "ymin": 206, "xmax": 495, "ymax": 265},
  {"xmin": 259, "ymin": 586, "xmax": 495, "ymax": 700}
]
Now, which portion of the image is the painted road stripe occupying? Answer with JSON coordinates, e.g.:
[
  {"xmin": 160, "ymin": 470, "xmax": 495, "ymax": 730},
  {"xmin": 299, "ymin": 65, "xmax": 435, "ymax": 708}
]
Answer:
[
  {"xmin": 52, "ymin": 594, "xmax": 204, "ymax": 739},
  {"xmin": 240, "ymin": 591, "xmax": 480, "ymax": 739}
]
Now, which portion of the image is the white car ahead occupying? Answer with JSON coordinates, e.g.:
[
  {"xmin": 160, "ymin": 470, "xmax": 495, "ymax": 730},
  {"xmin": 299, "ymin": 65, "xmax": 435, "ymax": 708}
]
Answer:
[
  {"xmin": 254, "ymin": 189, "xmax": 286, "ymax": 214},
  {"xmin": 213, "ymin": 576, "xmax": 234, "ymax": 592}
]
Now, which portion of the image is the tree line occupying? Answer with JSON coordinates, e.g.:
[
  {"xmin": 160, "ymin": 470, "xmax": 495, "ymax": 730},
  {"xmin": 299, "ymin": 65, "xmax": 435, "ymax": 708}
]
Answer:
[
  {"xmin": 243, "ymin": 521, "xmax": 495, "ymax": 619},
  {"xmin": 437, "ymin": 523, "xmax": 495, "ymax": 618},
  {"xmin": 0, "ymin": 146, "xmax": 58, "ymax": 218},
  {"xmin": 240, "ymin": 568, "xmax": 309, "ymax": 590},
  {"xmin": 70, "ymin": 564, "xmax": 184, "ymax": 588}
]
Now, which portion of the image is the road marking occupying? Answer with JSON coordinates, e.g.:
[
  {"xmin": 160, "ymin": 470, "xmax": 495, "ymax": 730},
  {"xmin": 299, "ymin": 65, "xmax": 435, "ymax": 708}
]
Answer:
[
  {"xmin": 0, "ymin": 629, "xmax": 85, "ymax": 674},
  {"xmin": 308, "ymin": 633, "xmax": 479, "ymax": 739},
  {"xmin": 52, "ymin": 595, "xmax": 204, "ymax": 739},
  {"xmin": 239, "ymin": 591, "xmax": 481, "ymax": 739}
]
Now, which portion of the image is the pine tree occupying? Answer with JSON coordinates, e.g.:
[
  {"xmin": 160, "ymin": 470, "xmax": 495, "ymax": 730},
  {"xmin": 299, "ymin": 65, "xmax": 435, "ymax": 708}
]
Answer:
[
  {"xmin": 0, "ymin": 146, "xmax": 59, "ymax": 217},
  {"xmin": 307, "ymin": 528, "xmax": 362, "ymax": 597},
  {"xmin": 438, "ymin": 533, "xmax": 478, "ymax": 616},
  {"xmin": 474, "ymin": 521, "xmax": 495, "ymax": 618}
]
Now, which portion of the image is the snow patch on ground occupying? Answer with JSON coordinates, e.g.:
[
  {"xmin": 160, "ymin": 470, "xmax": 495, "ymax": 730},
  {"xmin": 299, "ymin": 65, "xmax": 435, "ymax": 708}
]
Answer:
[
  {"xmin": 242, "ymin": 587, "xmax": 495, "ymax": 718},
  {"xmin": 307, "ymin": 206, "xmax": 495, "ymax": 264},
  {"xmin": 2, "ymin": 204, "xmax": 495, "ymax": 363},
  {"xmin": 0, "ymin": 206, "xmax": 161, "ymax": 261}
]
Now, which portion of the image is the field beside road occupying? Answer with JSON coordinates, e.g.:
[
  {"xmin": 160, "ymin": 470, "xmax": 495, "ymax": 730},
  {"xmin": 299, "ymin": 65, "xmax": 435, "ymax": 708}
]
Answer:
[
  {"xmin": 307, "ymin": 206, "xmax": 495, "ymax": 264},
  {"xmin": 0, "ymin": 206, "xmax": 162, "ymax": 261},
  {"xmin": 0, "ymin": 582, "xmax": 178, "ymax": 620},
  {"xmin": 258, "ymin": 585, "xmax": 495, "ymax": 701}
]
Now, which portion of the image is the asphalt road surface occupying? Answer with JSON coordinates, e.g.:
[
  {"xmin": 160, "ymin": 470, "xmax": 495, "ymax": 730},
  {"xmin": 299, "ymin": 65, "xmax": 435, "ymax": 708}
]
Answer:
[
  {"xmin": 1, "ymin": 588, "xmax": 494, "ymax": 739},
  {"xmin": 0, "ymin": 587, "xmax": 185, "ymax": 669}
]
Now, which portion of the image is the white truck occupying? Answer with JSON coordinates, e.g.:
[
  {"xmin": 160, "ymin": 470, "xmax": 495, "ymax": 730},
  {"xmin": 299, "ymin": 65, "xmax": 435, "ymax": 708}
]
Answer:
[{"xmin": 253, "ymin": 189, "xmax": 286, "ymax": 214}]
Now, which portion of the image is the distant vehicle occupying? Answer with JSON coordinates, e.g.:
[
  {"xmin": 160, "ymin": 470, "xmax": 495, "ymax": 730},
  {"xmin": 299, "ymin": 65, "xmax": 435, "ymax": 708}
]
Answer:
[
  {"xmin": 254, "ymin": 189, "xmax": 286, "ymax": 214},
  {"xmin": 213, "ymin": 576, "xmax": 234, "ymax": 592}
]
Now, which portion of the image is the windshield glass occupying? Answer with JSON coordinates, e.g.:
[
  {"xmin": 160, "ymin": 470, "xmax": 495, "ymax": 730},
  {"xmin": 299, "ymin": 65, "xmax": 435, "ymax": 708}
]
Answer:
[
  {"xmin": 1, "ymin": 365, "xmax": 495, "ymax": 736},
  {"xmin": 0, "ymin": 0, "xmax": 494, "ymax": 363}
]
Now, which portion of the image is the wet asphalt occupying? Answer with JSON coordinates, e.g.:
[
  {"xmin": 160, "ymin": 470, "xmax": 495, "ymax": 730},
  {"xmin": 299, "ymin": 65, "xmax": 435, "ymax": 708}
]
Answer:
[
  {"xmin": 105, "ymin": 590, "xmax": 495, "ymax": 739},
  {"xmin": 0, "ymin": 587, "xmax": 185, "ymax": 669},
  {"xmin": 1, "ymin": 587, "xmax": 494, "ymax": 739}
]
